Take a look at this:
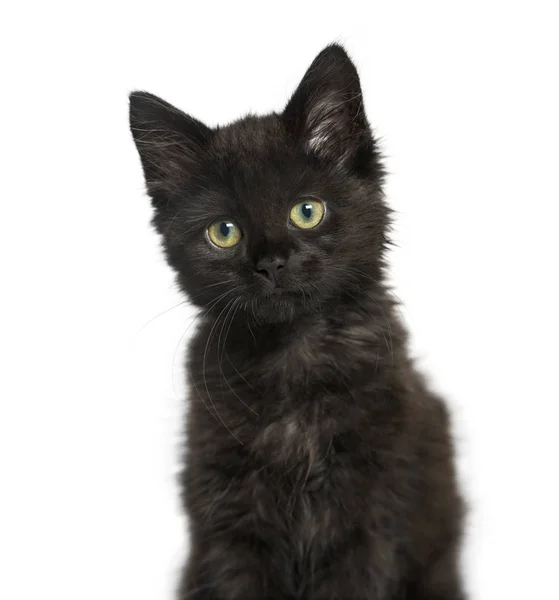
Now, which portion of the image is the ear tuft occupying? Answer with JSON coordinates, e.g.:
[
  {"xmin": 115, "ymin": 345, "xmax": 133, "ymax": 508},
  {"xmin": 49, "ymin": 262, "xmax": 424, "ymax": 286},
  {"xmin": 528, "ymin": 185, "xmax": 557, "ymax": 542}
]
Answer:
[
  {"xmin": 129, "ymin": 91, "xmax": 211, "ymax": 198},
  {"xmin": 283, "ymin": 44, "xmax": 372, "ymax": 169}
]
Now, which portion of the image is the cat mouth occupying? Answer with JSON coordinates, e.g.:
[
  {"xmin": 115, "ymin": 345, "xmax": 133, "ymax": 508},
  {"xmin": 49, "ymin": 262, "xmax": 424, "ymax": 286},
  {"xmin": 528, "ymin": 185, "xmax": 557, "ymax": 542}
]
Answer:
[{"xmin": 263, "ymin": 286, "xmax": 298, "ymax": 298}]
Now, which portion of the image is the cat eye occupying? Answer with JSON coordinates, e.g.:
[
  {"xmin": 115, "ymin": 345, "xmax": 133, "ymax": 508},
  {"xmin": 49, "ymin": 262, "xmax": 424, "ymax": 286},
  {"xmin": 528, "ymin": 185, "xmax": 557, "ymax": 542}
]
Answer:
[
  {"xmin": 290, "ymin": 199, "xmax": 325, "ymax": 229},
  {"xmin": 207, "ymin": 220, "xmax": 242, "ymax": 248}
]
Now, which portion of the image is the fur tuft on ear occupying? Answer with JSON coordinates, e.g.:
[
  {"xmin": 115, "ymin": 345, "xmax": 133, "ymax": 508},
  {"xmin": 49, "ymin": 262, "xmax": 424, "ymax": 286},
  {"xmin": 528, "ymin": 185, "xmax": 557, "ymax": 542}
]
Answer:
[
  {"xmin": 129, "ymin": 91, "xmax": 211, "ymax": 198},
  {"xmin": 283, "ymin": 44, "xmax": 373, "ymax": 170}
]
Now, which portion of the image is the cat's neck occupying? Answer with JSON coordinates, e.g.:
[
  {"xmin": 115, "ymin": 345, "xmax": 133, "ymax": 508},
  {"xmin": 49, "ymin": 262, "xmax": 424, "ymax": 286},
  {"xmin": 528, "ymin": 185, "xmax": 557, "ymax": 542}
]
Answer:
[
  {"xmin": 200, "ymin": 283, "xmax": 407, "ymax": 385},
  {"xmin": 251, "ymin": 284, "xmax": 397, "ymax": 345}
]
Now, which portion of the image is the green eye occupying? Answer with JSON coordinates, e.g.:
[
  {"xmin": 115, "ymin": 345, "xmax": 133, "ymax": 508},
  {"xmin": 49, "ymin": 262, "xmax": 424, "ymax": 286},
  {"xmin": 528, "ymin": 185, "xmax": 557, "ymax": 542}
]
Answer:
[
  {"xmin": 207, "ymin": 220, "xmax": 242, "ymax": 248},
  {"xmin": 290, "ymin": 199, "xmax": 325, "ymax": 229}
]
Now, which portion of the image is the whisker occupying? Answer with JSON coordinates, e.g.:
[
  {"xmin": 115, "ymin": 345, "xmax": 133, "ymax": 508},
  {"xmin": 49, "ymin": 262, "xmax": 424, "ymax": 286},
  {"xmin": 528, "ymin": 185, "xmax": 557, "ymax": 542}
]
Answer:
[
  {"xmin": 172, "ymin": 287, "xmax": 239, "ymax": 400},
  {"xmin": 136, "ymin": 299, "xmax": 189, "ymax": 334},
  {"xmin": 218, "ymin": 299, "xmax": 259, "ymax": 416},
  {"xmin": 202, "ymin": 297, "xmax": 244, "ymax": 445},
  {"xmin": 225, "ymin": 350, "xmax": 257, "ymax": 393}
]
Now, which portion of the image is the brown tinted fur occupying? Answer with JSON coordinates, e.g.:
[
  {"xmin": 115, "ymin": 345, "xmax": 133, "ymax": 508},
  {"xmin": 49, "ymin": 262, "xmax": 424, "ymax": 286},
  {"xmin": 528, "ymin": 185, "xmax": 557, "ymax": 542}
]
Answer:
[{"xmin": 129, "ymin": 44, "xmax": 467, "ymax": 599}]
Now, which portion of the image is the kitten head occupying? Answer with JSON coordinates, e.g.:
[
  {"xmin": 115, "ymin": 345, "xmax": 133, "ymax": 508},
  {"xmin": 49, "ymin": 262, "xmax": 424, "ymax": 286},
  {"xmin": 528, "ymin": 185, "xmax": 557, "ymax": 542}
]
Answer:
[{"xmin": 129, "ymin": 44, "xmax": 388, "ymax": 323}]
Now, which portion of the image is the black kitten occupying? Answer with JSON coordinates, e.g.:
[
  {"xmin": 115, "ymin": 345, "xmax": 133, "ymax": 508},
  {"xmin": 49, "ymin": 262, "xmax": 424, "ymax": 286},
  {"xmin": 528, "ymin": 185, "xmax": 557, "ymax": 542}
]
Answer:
[{"xmin": 129, "ymin": 44, "xmax": 466, "ymax": 600}]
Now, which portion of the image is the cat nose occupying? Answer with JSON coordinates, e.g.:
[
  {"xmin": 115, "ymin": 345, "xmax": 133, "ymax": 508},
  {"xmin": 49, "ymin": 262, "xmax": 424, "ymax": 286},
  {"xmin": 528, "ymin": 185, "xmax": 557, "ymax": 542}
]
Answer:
[{"xmin": 255, "ymin": 256, "xmax": 286, "ymax": 285}]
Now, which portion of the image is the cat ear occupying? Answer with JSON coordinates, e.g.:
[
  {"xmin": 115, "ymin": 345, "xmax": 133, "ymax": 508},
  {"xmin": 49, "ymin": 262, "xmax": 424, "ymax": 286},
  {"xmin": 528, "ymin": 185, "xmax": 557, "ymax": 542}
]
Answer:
[
  {"xmin": 283, "ymin": 44, "xmax": 372, "ymax": 169},
  {"xmin": 129, "ymin": 91, "xmax": 211, "ymax": 197}
]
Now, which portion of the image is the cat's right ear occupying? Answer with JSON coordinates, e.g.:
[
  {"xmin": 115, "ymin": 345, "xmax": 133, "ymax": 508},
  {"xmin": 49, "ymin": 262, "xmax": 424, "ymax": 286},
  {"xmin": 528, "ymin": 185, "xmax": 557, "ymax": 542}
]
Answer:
[{"xmin": 129, "ymin": 91, "xmax": 211, "ymax": 199}]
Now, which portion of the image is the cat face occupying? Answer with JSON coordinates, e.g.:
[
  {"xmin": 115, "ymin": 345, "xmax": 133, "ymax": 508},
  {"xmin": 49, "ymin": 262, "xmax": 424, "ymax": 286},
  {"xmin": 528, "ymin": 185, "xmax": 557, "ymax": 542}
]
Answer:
[{"xmin": 130, "ymin": 45, "xmax": 387, "ymax": 323}]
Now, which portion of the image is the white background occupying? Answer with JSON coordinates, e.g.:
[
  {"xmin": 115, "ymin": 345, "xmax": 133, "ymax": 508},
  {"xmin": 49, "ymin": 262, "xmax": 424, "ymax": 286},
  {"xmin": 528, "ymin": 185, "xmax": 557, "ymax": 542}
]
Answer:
[{"xmin": 1, "ymin": 2, "xmax": 558, "ymax": 599}]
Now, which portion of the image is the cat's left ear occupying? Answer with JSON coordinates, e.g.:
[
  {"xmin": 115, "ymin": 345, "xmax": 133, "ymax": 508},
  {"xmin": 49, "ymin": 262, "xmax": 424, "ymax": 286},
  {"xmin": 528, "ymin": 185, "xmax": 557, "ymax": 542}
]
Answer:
[{"xmin": 283, "ymin": 44, "xmax": 373, "ymax": 170}]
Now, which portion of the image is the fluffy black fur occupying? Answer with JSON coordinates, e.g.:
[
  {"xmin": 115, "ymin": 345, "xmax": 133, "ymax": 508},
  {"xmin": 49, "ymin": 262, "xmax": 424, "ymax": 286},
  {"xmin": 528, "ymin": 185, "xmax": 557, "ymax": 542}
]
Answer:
[{"xmin": 129, "ymin": 44, "xmax": 466, "ymax": 600}]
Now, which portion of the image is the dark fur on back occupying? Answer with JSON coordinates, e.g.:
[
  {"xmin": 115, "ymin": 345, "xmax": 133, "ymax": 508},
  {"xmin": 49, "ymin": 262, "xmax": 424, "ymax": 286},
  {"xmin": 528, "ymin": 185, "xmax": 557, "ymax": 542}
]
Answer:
[{"xmin": 129, "ymin": 44, "xmax": 466, "ymax": 600}]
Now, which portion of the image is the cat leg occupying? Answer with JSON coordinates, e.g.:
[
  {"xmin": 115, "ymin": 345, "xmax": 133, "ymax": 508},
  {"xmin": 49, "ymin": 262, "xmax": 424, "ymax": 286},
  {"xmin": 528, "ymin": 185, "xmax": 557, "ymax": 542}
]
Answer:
[
  {"xmin": 306, "ymin": 531, "xmax": 395, "ymax": 600},
  {"xmin": 403, "ymin": 547, "xmax": 467, "ymax": 600},
  {"xmin": 178, "ymin": 535, "xmax": 293, "ymax": 600}
]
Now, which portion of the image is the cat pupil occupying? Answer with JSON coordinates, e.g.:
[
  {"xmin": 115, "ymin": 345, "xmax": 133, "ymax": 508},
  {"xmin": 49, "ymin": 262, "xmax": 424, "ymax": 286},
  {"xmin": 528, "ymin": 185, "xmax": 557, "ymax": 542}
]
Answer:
[
  {"xmin": 220, "ymin": 222, "xmax": 231, "ymax": 237},
  {"xmin": 302, "ymin": 204, "xmax": 313, "ymax": 219}
]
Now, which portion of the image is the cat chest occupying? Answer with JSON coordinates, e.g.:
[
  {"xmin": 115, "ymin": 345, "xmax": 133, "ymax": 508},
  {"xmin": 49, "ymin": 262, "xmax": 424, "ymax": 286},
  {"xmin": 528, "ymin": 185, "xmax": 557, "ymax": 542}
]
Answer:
[
  {"xmin": 251, "ymin": 412, "xmax": 332, "ymax": 472},
  {"xmin": 250, "ymin": 413, "xmax": 341, "ymax": 551}
]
